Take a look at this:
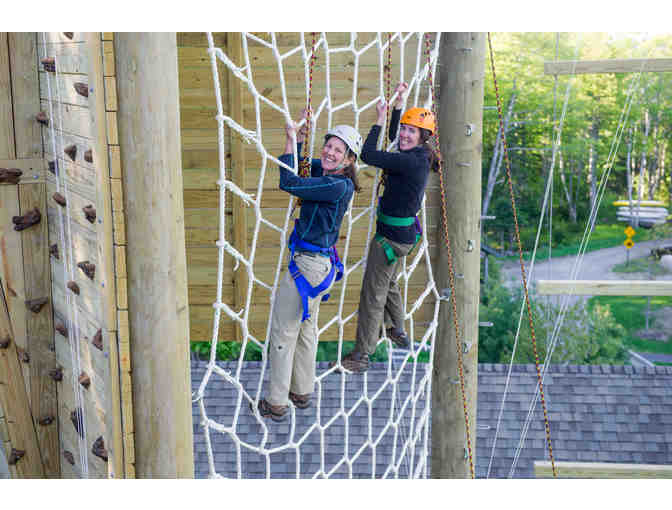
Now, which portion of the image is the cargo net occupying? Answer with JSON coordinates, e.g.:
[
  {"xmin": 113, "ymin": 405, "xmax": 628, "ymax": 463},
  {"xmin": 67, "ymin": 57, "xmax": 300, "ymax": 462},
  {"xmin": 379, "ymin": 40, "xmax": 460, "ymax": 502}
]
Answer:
[{"xmin": 194, "ymin": 32, "xmax": 442, "ymax": 478}]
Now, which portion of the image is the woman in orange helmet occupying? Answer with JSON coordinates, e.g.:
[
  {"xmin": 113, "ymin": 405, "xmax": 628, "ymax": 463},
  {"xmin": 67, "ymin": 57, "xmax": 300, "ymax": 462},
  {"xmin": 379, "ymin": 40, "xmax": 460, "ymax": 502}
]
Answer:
[{"xmin": 338, "ymin": 82, "xmax": 437, "ymax": 373}]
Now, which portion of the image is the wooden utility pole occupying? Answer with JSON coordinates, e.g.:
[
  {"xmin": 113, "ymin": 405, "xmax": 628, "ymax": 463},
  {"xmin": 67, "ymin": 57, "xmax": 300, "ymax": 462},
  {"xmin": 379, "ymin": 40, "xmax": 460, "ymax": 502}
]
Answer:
[
  {"xmin": 431, "ymin": 33, "xmax": 486, "ymax": 477},
  {"xmin": 114, "ymin": 33, "xmax": 194, "ymax": 478}
]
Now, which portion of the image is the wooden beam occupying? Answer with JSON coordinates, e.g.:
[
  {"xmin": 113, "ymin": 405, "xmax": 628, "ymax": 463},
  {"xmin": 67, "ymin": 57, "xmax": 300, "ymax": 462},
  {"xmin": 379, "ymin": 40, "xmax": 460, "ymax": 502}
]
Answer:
[
  {"xmin": 114, "ymin": 32, "xmax": 194, "ymax": 478},
  {"xmin": 8, "ymin": 33, "xmax": 40, "ymax": 159},
  {"xmin": 0, "ymin": 278, "xmax": 45, "ymax": 478},
  {"xmin": 431, "ymin": 33, "xmax": 485, "ymax": 478},
  {"xmin": 535, "ymin": 461, "xmax": 672, "ymax": 479},
  {"xmin": 86, "ymin": 31, "xmax": 124, "ymax": 480},
  {"xmin": 0, "ymin": 33, "xmax": 15, "ymax": 160},
  {"xmin": 544, "ymin": 58, "xmax": 672, "ymax": 76},
  {"xmin": 537, "ymin": 280, "xmax": 672, "ymax": 296},
  {"xmin": 18, "ymin": 182, "xmax": 58, "ymax": 478}
]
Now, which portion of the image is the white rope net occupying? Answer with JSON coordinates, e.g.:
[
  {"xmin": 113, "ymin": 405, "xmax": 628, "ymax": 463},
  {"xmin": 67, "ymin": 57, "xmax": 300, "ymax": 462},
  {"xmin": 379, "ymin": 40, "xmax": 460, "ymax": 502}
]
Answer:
[{"xmin": 194, "ymin": 32, "xmax": 442, "ymax": 479}]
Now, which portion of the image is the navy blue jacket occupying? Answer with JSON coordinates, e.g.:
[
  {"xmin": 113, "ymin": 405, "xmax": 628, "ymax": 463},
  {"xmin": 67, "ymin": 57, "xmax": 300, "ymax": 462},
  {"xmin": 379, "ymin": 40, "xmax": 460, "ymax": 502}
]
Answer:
[
  {"xmin": 360, "ymin": 108, "xmax": 430, "ymax": 245},
  {"xmin": 278, "ymin": 143, "xmax": 354, "ymax": 249}
]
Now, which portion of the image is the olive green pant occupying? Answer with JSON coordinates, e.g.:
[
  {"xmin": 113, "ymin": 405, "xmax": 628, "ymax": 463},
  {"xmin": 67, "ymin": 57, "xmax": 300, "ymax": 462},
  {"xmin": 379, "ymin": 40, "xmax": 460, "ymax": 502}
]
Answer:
[
  {"xmin": 267, "ymin": 252, "xmax": 333, "ymax": 407},
  {"xmin": 355, "ymin": 235, "xmax": 414, "ymax": 355}
]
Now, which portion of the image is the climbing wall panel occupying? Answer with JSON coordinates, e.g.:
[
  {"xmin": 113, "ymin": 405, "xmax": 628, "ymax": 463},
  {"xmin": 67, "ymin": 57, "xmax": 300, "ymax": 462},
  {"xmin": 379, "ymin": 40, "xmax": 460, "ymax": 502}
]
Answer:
[{"xmin": 38, "ymin": 31, "xmax": 120, "ymax": 478}]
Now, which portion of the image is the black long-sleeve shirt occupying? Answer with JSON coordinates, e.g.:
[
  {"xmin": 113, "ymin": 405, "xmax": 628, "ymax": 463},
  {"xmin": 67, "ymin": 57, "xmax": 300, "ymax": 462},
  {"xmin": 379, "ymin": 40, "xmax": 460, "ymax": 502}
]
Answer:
[
  {"xmin": 360, "ymin": 109, "xmax": 430, "ymax": 245},
  {"xmin": 278, "ymin": 143, "xmax": 354, "ymax": 249}
]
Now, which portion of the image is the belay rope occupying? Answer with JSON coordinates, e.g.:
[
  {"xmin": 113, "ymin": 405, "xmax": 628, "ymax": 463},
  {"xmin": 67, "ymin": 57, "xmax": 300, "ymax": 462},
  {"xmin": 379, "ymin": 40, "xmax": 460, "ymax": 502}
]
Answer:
[
  {"xmin": 299, "ymin": 32, "xmax": 318, "ymax": 180},
  {"xmin": 425, "ymin": 32, "xmax": 476, "ymax": 479},
  {"xmin": 487, "ymin": 32, "xmax": 558, "ymax": 478}
]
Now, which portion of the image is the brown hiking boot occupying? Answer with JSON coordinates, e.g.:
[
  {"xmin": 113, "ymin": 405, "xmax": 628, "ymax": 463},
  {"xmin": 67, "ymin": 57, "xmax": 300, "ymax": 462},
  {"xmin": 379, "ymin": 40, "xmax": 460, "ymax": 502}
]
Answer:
[
  {"xmin": 386, "ymin": 327, "xmax": 410, "ymax": 349},
  {"xmin": 289, "ymin": 392, "xmax": 311, "ymax": 409},
  {"xmin": 339, "ymin": 350, "xmax": 370, "ymax": 373},
  {"xmin": 251, "ymin": 398, "xmax": 287, "ymax": 422}
]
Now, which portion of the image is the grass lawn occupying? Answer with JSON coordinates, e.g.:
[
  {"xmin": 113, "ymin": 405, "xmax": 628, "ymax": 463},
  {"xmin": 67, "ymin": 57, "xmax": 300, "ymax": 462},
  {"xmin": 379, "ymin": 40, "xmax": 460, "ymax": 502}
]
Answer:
[{"xmin": 587, "ymin": 295, "xmax": 672, "ymax": 357}]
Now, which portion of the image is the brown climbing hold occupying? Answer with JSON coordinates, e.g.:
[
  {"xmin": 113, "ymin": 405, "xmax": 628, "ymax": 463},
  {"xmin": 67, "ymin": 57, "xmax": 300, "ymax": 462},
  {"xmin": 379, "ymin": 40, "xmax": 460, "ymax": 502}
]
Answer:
[
  {"xmin": 74, "ymin": 82, "xmax": 89, "ymax": 98},
  {"xmin": 83, "ymin": 205, "xmax": 96, "ymax": 223},
  {"xmin": 8, "ymin": 449, "xmax": 25, "ymax": 466},
  {"xmin": 92, "ymin": 329, "xmax": 103, "ymax": 351},
  {"xmin": 25, "ymin": 297, "xmax": 49, "ymax": 314},
  {"xmin": 63, "ymin": 450, "xmax": 75, "ymax": 465},
  {"xmin": 17, "ymin": 348, "xmax": 29, "ymax": 363},
  {"xmin": 92, "ymin": 436, "xmax": 108, "ymax": 462},
  {"xmin": 55, "ymin": 322, "xmax": 68, "ymax": 337},
  {"xmin": 41, "ymin": 57, "xmax": 55, "ymax": 72},
  {"xmin": 35, "ymin": 111, "xmax": 49, "ymax": 125},
  {"xmin": 78, "ymin": 371, "xmax": 91, "ymax": 389},
  {"xmin": 63, "ymin": 32, "xmax": 74, "ymax": 40},
  {"xmin": 0, "ymin": 336, "xmax": 10, "ymax": 349},
  {"xmin": 12, "ymin": 207, "xmax": 41, "ymax": 231},
  {"xmin": 67, "ymin": 281, "xmax": 80, "ymax": 295},
  {"xmin": 84, "ymin": 149, "xmax": 93, "ymax": 163},
  {"xmin": 77, "ymin": 261, "xmax": 95, "ymax": 280},
  {"xmin": 53, "ymin": 192, "xmax": 67, "ymax": 207},
  {"xmin": 50, "ymin": 243, "xmax": 60, "ymax": 259},
  {"xmin": 48, "ymin": 160, "xmax": 58, "ymax": 175},
  {"xmin": 64, "ymin": 144, "xmax": 77, "ymax": 161},
  {"xmin": 71, "ymin": 408, "xmax": 84, "ymax": 439},
  {"xmin": 39, "ymin": 415, "xmax": 55, "ymax": 426},
  {"xmin": 49, "ymin": 366, "xmax": 63, "ymax": 382},
  {"xmin": 0, "ymin": 167, "xmax": 22, "ymax": 184}
]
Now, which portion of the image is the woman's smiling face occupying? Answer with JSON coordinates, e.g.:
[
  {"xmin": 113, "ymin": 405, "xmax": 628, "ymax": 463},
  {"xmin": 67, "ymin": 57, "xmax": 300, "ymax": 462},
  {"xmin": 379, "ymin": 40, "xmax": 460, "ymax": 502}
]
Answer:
[
  {"xmin": 321, "ymin": 136, "xmax": 348, "ymax": 173},
  {"xmin": 398, "ymin": 123, "xmax": 421, "ymax": 151}
]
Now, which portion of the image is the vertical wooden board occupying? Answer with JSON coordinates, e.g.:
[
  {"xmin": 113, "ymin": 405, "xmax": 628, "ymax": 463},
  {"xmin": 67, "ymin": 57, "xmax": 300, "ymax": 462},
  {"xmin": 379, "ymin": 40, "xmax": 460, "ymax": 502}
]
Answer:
[
  {"xmin": 8, "ymin": 33, "xmax": 41, "ymax": 159},
  {"xmin": 86, "ymin": 32, "xmax": 122, "ymax": 477},
  {"xmin": 0, "ymin": 33, "xmax": 16, "ymax": 159},
  {"xmin": 0, "ymin": 279, "xmax": 45, "ymax": 478},
  {"xmin": 0, "ymin": 186, "xmax": 30, "ymax": 395},
  {"xmin": 18, "ymin": 182, "xmax": 59, "ymax": 478}
]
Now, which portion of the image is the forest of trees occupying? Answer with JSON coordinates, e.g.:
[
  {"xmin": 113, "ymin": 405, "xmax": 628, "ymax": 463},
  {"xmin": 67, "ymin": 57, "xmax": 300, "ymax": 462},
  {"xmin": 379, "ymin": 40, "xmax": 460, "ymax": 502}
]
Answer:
[
  {"xmin": 481, "ymin": 32, "xmax": 671, "ymax": 253},
  {"xmin": 477, "ymin": 32, "xmax": 671, "ymax": 365}
]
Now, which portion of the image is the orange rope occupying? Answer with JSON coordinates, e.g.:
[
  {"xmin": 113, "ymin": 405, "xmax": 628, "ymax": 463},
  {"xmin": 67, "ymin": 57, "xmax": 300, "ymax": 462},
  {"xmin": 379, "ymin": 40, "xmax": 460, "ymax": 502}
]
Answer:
[
  {"xmin": 487, "ymin": 32, "xmax": 558, "ymax": 478},
  {"xmin": 299, "ymin": 32, "xmax": 317, "ymax": 178}
]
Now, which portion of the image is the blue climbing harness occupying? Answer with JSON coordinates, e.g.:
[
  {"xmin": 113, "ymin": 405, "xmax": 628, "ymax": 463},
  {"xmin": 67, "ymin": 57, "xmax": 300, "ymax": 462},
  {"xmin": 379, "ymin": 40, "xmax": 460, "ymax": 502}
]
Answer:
[{"xmin": 287, "ymin": 221, "xmax": 344, "ymax": 322}]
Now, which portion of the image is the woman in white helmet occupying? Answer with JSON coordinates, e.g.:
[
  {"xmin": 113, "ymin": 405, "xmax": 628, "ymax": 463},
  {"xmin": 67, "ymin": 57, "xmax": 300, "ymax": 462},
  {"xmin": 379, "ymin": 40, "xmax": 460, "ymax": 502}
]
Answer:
[{"xmin": 253, "ymin": 109, "xmax": 362, "ymax": 422}]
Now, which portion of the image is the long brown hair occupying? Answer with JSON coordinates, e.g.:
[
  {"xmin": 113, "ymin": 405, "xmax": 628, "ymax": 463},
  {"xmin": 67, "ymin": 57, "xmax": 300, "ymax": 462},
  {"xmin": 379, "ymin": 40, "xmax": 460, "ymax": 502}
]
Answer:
[
  {"xmin": 419, "ymin": 128, "xmax": 440, "ymax": 172},
  {"xmin": 342, "ymin": 152, "xmax": 361, "ymax": 193}
]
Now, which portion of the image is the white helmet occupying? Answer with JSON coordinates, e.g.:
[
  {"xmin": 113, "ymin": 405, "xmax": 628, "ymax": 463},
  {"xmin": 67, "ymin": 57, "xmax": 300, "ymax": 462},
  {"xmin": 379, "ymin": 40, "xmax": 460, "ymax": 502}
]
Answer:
[{"xmin": 325, "ymin": 125, "xmax": 362, "ymax": 158}]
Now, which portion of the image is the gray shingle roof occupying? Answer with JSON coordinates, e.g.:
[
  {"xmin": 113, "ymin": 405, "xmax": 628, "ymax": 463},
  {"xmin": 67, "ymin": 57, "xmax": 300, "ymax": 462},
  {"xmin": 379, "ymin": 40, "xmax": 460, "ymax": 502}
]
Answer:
[{"xmin": 191, "ymin": 357, "xmax": 672, "ymax": 478}]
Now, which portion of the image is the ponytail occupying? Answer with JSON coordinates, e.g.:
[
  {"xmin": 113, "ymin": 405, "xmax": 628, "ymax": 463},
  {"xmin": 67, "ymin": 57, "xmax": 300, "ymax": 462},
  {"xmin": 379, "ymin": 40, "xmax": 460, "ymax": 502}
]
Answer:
[{"xmin": 419, "ymin": 128, "xmax": 440, "ymax": 173}]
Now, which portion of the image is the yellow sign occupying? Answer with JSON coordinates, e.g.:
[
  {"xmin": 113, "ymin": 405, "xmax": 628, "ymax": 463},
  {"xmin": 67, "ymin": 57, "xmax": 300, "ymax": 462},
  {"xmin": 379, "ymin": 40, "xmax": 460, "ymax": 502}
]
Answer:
[
  {"xmin": 624, "ymin": 226, "xmax": 636, "ymax": 237},
  {"xmin": 624, "ymin": 238, "xmax": 634, "ymax": 249}
]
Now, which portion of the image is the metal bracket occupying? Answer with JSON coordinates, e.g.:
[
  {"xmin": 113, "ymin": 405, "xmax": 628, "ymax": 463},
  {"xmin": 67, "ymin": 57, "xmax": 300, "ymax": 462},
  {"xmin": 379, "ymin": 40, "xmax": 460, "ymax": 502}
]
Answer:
[
  {"xmin": 466, "ymin": 240, "xmax": 474, "ymax": 252},
  {"xmin": 465, "ymin": 123, "xmax": 475, "ymax": 136}
]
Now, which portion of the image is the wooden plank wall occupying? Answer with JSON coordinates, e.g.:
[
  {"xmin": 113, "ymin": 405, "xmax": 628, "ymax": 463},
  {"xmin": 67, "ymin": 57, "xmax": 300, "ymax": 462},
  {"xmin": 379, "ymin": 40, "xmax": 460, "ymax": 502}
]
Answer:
[
  {"xmin": 0, "ymin": 32, "xmax": 58, "ymax": 478},
  {"xmin": 178, "ymin": 32, "xmax": 441, "ymax": 345},
  {"xmin": 38, "ymin": 31, "xmax": 128, "ymax": 478}
]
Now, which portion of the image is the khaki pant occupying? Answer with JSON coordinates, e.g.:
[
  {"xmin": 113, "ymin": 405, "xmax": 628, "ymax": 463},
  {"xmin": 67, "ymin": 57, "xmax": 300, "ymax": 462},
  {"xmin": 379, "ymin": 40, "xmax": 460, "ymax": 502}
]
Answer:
[
  {"xmin": 267, "ymin": 252, "xmax": 333, "ymax": 407},
  {"xmin": 355, "ymin": 236, "xmax": 414, "ymax": 355}
]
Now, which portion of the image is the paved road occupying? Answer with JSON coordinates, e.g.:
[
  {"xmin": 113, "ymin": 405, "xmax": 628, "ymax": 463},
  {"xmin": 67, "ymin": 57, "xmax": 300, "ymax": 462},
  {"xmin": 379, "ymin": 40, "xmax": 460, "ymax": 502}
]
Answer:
[{"xmin": 500, "ymin": 238, "xmax": 672, "ymax": 290}]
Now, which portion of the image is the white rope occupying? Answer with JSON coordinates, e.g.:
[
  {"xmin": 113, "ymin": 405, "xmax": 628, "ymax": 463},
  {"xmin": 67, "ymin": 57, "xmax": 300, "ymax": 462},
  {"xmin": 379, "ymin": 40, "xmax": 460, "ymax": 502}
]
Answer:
[
  {"xmin": 40, "ymin": 32, "xmax": 89, "ymax": 477},
  {"xmin": 197, "ymin": 32, "xmax": 441, "ymax": 479}
]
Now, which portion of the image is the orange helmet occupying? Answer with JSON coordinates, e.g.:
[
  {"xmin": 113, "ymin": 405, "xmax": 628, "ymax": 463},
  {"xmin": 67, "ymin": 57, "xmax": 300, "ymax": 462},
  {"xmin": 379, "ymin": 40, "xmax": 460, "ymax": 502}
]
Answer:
[{"xmin": 400, "ymin": 107, "xmax": 435, "ymax": 134}]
